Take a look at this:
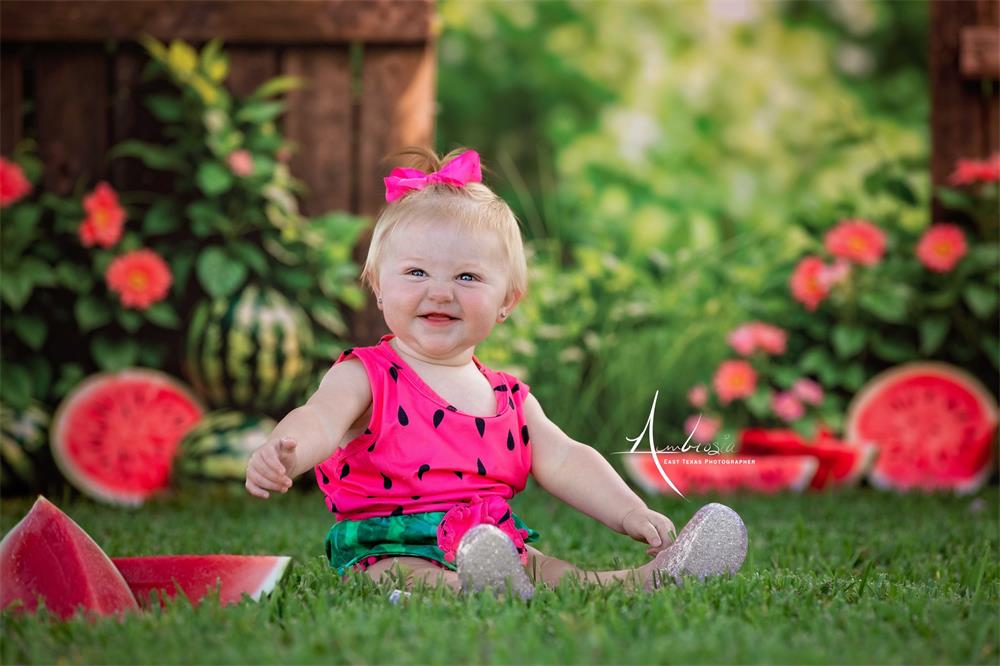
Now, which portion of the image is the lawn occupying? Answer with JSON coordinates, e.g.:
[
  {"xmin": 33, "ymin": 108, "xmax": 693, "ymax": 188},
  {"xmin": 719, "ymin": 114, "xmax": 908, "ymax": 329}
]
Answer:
[{"xmin": 1, "ymin": 481, "xmax": 997, "ymax": 665}]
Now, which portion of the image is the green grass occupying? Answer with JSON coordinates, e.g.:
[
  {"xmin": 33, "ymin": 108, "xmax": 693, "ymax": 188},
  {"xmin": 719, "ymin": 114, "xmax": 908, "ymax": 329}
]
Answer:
[{"xmin": 2, "ymin": 482, "xmax": 997, "ymax": 665}]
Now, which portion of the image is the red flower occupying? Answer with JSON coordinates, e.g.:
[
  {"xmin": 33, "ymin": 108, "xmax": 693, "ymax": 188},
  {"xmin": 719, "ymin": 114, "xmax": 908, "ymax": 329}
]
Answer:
[
  {"xmin": 948, "ymin": 154, "xmax": 1000, "ymax": 186},
  {"xmin": 436, "ymin": 496, "xmax": 530, "ymax": 565},
  {"xmin": 105, "ymin": 249, "xmax": 173, "ymax": 310},
  {"xmin": 713, "ymin": 360, "xmax": 757, "ymax": 405},
  {"xmin": 790, "ymin": 256, "xmax": 829, "ymax": 311},
  {"xmin": 79, "ymin": 182, "xmax": 126, "ymax": 248},
  {"xmin": 916, "ymin": 223, "xmax": 968, "ymax": 273},
  {"xmin": 226, "ymin": 150, "xmax": 254, "ymax": 177},
  {"xmin": 771, "ymin": 391, "xmax": 805, "ymax": 423},
  {"xmin": 727, "ymin": 321, "xmax": 787, "ymax": 356},
  {"xmin": 687, "ymin": 384, "xmax": 708, "ymax": 408},
  {"xmin": 824, "ymin": 219, "xmax": 886, "ymax": 266},
  {"xmin": 0, "ymin": 157, "xmax": 32, "ymax": 207}
]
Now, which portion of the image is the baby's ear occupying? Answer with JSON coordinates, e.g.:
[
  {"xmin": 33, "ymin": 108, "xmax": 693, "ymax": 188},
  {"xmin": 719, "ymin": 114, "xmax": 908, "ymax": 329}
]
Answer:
[{"xmin": 502, "ymin": 289, "xmax": 524, "ymax": 313}]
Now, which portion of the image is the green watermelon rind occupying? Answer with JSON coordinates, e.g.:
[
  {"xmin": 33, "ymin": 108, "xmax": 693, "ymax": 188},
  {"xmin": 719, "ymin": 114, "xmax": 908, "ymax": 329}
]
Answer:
[
  {"xmin": 50, "ymin": 369, "xmax": 205, "ymax": 507},
  {"xmin": 1, "ymin": 402, "xmax": 51, "ymax": 490},
  {"xmin": 174, "ymin": 410, "xmax": 276, "ymax": 484},
  {"xmin": 845, "ymin": 362, "xmax": 999, "ymax": 495}
]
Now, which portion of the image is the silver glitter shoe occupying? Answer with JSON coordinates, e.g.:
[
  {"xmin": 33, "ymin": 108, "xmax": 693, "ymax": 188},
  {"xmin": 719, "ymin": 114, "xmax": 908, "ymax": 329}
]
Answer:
[
  {"xmin": 456, "ymin": 524, "xmax": 535, "ymax": 601},
  {"xmin": 645, "ymin": 502, "xmax": 748, "ymax": 591}
]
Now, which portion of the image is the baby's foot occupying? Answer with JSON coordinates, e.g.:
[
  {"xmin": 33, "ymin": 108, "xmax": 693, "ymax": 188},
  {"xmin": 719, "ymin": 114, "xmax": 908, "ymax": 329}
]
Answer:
[
  {"xmin": 644, "ymin": 502, "xmax": 748, "ymax": 591},
  {"xmin": 456, "ymin": 524, "xmax": 535, "ymax": 601}
]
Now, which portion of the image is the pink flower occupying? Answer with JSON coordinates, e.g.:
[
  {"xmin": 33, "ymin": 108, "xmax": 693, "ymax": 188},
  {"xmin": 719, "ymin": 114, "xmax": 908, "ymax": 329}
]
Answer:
[
  {"xmin": 818, "ymin": 259, "xmax": 851, "ymax": 288},
  {"xmin": 684, "ymin": 414, "xmax": 721, "ymax": 443},
  {"xmin": 916, "ymin": 223, "xmax": 968, "ymax": 273},
  {"xmin": 790, "ymin": 256, "xmax": 829, "ymax": 311},
  {"xmin": 771, "ymin": 391, "xmax": 805, "ymax": 423},
  {"xmin": 105, "ymin": 249, "xmax": 173, "ymax": 310},
  {"xmin": 436, "ymin": 496, "xmax": 529, "ymax": 565},
  {"xmin": 687, "ymin": 384, "xmax": 708, "ymax": 408},
  {"xmin": 227, "ymin": 150, "xmax": 254, "ymax": 177},
  {"xmin": 713, "ymin": 360, "xmax": 757, "ymax": 405},
  {"xmin": 791, "ymin": 378, "xmax": 824, "ymax": 406},
  {"xmin": 824, "ymin": 219, "xmax": 886, "ymax": 266},
  {"xmin": 79, "ymin": 182, "xmax": 126, "ymax": 248},
  {"xmin": 727, "ymin": 322, "xmax": 787, "ymax": 356},
  {"xmin": 0, "ymin": 157, "xmax": 31, "ymax": 207},
  {"xmin": 948, "ymin": 154, "xmax": 1000, "ymax": 186}
]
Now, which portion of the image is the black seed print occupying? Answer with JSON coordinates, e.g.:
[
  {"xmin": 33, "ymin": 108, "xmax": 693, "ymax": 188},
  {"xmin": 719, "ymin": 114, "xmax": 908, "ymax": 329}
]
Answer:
[
  {"xmin": 494, "ymin": 385, "xmax": 508, "ymax": 392},
  {"xmin": 392, "ymin": 362, "xmax": 402, "ymax": 369},
  {"xmin": 391, "ymin": 506, "xmax": 404, "ymax": 517},
  {"xmin": 454, "ymin": 471, "xmax": 463, "ymax": 479},
  {"xmin": 398, "ymin": 406, "xmax": 409, "ymax": 425},
  {"xmin": 508, "ymin": 397, "xmax": 514, "ymax": 409},
  {"xmin": 325, "ymin": 540, "xmax": 332, "ymax": 560},
  {"xmin": 417, "ymin": 464, "xmax": 430, "ymax": 480},
  {"xmin": 512, "ymin": 383, "xmax": 520, "ymax": 393},
  {"xmin": 330, "ymin": 501, "xmax": 338, "ymax": 513},
  {"xmin": 522, "ymin": 425, "xmax": 530, "ymax": 446},
  {"xmin": 340, "ymin": 463, "xmax": 350, "ymax": 479},
  {"xmin": 411, "ymin": 495, "xmax": 421, "ymax": 500},
  {"xmin": 477, "ymin": 458, "xmax": 487, "ymax": 475},
  {"xmin": 475, "ymin": 418, "xmax": 486, "ymax": 437},
  {"xmin": 446, "ymin": 405, "xmax": 457, "ymax": 412},
  {"xmin": 382, "ymin": 473, "xmax": 393, "ymax": 490},
  {"xmin": 364, "ymin": 427, "xmax": 372, "ymax": 435},
  {"xmin": 343, "ymin": 348, "xmax": 354, "ymax": 357},
  {"xmin": 367, "ymin": 441, "xmax": 377, "ymax": 452},
  {"xmin": 320, "ymin": 468, "xmax": 330, "ymax": 484},
  {"xmin": 498, "ymin": 509, "xmax": 510, "ymax": 524},
  {"xmin": 507, "ymin": 431, "xmax": 515, "ymax": 451},
  {"xmin": 389, "ymin": 366, "xmax": 398, "ymax": 382},
  {"xmin": 433, "ymin": 410, "xmax": 444, "ymax": 428}
]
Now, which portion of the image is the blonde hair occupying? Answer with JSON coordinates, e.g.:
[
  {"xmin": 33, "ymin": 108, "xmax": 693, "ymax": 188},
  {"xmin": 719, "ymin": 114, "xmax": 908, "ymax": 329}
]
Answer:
[{"xmin": 361, "ymin": 146, "xmax": 528, "ymax": 302}]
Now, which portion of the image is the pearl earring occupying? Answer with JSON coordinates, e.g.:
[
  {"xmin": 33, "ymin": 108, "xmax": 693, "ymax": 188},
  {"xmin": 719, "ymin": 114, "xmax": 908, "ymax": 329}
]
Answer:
[
  {"xmin": 499, "ymin": 312, "xmax": 507, "ymax": 319},
  {"xmin": 377, "ymin": 297, "xmax": 383, "ymax": 304}
]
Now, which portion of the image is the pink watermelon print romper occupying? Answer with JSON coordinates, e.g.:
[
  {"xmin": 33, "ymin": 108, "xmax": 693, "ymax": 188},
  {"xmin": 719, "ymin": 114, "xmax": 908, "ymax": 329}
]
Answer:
[{"xmin": 316, "ymin": 334, "xmax": 539, "ymax": 576}]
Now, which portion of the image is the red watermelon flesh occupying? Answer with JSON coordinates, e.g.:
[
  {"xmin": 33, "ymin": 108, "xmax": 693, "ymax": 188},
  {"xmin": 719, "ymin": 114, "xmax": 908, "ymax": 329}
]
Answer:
[
  {"xmin": 0, "ymin": 496, "xmax": 138, "ymax": 619},
  {"xmin": 624, "ymin": 452, "xmax": 818, "ymax": 496},
  {"xmin": 738, "ymin": 428, "xmax": 877, "ymax": 490},
  {"xmin": 111, "ymin": 555, "xmax": 291, "ymax": 608},
  {"xmin": 51, "ymin": 369, "xmax": 204, "ymax": 506},
  {"xmin": 845, "ymin": 363, "xmax": 998, "ymax": 494}
]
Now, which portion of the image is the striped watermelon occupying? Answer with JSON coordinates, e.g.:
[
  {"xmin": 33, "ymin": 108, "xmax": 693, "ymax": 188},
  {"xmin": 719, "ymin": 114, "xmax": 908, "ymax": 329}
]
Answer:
[
  {"xmin": 0, "ymin": 402, "xmax": 51, "ymax": 494},
  {"xmin": 174, "ymin": 411, "xmax": 276, "ymax": 484},
  {"xmin": 184, "ymin": 285, "xmax": 315, "ymax": 415}
]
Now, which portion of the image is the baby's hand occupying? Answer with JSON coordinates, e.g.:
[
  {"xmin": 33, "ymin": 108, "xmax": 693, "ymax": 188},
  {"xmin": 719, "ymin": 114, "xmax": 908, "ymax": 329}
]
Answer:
[
  {"xmin": 622, "ymin": 507, "xmax": 677, "ymax": 557},
  {"xmin": 245, "ymin": 437, "xmax": 298, "ymax": 499}
]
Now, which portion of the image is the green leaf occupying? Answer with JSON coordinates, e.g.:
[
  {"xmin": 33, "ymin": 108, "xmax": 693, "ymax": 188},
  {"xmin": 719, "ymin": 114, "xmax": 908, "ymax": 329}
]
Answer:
[
  {"xmin": 196, "ymin": 162, "xmax": 234, "ymax": 196},
  {"xmin": 53, "ymin": 363, "xmax": 86, "ymax": 399},
  {"xmin": 831, "ymin": 324, "xmax": 866, "ymax": 359},
  {"xmin": 91, "ymin": 336, "xmax": 139, "ymax": 372},
  {"xmin": 0, "ymin": 272, "xmax": 33, "ymax": 310},
  {"xmin": 75, "ymin": 296, "xmax": 113, "ymax": 333},
  {"xmin": 116, "ymin": 308, "xmax": 144, "ymax": 333},
  {"xmin": 169, "ymin": 251, "xmax": 196, "ymax": 297},
  {"xmin": 923, "ymin": 287, "xmax": 959, "ymax": 309},
  {"xmin": 145, "ymin": 94, "xmax": 184, "ymax": 122},
  {"xmin": 143, "ymin": 200, "xmax": 180, "ymax": 235},
  {"xmin": 340, "ymin": 284, "xmax": 366, "ymax": 310},
  {"xmin": 310, "ymin": 301, "xmax": 349, "ymax": 337},
  {"xmin": 870, "ymin": 333, "xmax": 917, "ymax": 363},
  {"xmin": 799, "ymin": 346, "xmax": 832, "ymax": 375},
  {"xmin": 858, "ymin": 287, "xmax": 910, "ymax": 324},
  {"xmin": 144, "ymin": 302, "xmax": 181, "ymax": 329},
  {"xmin": 186, "ymin": 201, "xmax": 225, "ymax": 237},
  {"xmin": 55, "ymin": 262, "xmax": 94, "ymax": 292},
  {"xmin": 196, "ymin": 247, "xmax": 247, "ymax": 298},
  {"xmin": 745, "ymin": 388, "xmax": 771, "ymax": 419},
  {"xmin": 982, "ymin": 336, "xmax": 999, "ymax": 369},
  {"xmin": 919, "ymin": 316, "xmax": 950, "ymax": 356},
  {"xmin": 25, "ymin": 356, "xmax": 52, "ymax": 400},
  {"xmin": 228, "ymin": 240, "xmax": 270, "ymax": 276},
  {"xmin": 137, "ymin": 342, "xmax": 169, "ymax": 368},
  {"xmin": 934, "ymin": 187, "xmax": 976, "ymax": 213},
  {"xmin": 0, "ymin": 363, "xmax": 32, "ymax": 409},
  {"xmin": 250, "ymin": 75, "xmax": 302, "ymax": 99},
  {"xmin": 963, "ymin": 284, "xmax": 998, "ymax": 318},
  {"xmin": 842, "ymin": 363, "xmax": 866, "ymax": 391},
  {"xmin": 19, "ymin": 257, "xmax": 56, "ymax": 287},
  {"xmin": 235, "ymin": 100, "xmax": 286, "ymax": 124},
  {"xmin": 109, "ymin": 140, "xmax": 186, "ymax": 172},
  {"xmin": 12, "ymin": 314, "xmax": 47, "ymax": 351},
  {"xmin": 276, "ymin": 268, "xmax": 312, "ymax": 292}
]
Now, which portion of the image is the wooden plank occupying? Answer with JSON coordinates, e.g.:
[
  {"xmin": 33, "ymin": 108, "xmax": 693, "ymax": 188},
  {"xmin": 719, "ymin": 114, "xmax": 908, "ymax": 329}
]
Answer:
[
  {"xmin": 352, "ymin": 42, "xmax": 436, "ymax": 343},
  {"xmin": 0, "ymin": 0, "xmax": 435, "ymax": 44},
  {"xmin": 283, "ymin": 47, "xmax": 353, "ymax": 216},
  {"xmin": 1, "ymin": 49, "xmax": 24, "ymax": 154},
  {"xmin": 960, "ymin": 26, "xmax": 1000, "ymax": 78},
  {"xmin": 34, "ymin": 47, "xmax": 108, "ymax": 194},
  {"xmin": 226, "ymin": 48, "xmax": 280, "ymax": 99}
]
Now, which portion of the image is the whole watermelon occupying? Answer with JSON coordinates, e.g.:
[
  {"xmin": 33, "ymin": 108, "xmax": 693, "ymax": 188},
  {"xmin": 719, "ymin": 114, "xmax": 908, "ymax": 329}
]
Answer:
[
  {"xmin": 0, "ymin": 402, "xmax": 51, "ymax": 495},
  {"xmin": 184, "ymin": 285, "xmax": 315, "ymax": 415},
  {"xmin": 174, "ymin": 410, "xmax": 276, "ymax": 485}
]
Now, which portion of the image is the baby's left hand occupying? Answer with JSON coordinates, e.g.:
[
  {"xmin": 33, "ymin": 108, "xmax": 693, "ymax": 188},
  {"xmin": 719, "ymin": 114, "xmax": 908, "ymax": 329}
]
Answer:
[{"xmin": 622, "ymin": 507, "xmax": 677, "ymax": 557}]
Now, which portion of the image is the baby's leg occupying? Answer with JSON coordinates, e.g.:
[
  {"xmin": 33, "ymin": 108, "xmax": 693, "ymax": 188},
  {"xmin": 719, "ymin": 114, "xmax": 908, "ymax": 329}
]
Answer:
[
  {"xmin": 525, "ymin": 545, "xmax": 652, "ymax": 590},
  {"xmin": 363, "ymin": 556, "xmax": 462, "ymax": 592}
]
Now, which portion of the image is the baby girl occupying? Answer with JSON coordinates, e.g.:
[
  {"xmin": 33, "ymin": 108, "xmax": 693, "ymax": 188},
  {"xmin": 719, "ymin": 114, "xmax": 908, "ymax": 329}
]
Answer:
[{"xmin": 245, "ymin": 148, "xmax": 748, "ymax": 598}]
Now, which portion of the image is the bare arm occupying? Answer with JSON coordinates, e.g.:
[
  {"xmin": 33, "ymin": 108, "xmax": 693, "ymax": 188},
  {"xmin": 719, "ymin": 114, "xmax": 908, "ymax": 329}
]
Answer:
[
  {"xmin": 526, "ymin": 394, "xmax": 676, "ymax": 551},
  {"xmin": 245, "ymin": 358, "xmax": 371, "ymax": 497}
]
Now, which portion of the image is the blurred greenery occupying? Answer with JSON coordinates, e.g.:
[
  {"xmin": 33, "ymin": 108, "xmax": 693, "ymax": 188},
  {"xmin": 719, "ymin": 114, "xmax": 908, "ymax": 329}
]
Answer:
[{"xmin": 435, "ymin": 0, "xmax": 955, "ymax": 452}]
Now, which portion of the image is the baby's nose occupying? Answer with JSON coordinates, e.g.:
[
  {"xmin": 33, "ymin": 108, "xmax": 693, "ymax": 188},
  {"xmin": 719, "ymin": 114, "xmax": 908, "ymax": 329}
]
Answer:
[{"xmin": 426, "ymin": 278, "xmax": 455, "ymax": 300}]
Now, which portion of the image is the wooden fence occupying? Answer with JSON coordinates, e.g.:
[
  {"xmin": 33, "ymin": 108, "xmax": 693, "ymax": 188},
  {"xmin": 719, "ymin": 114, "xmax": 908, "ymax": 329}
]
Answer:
[{"xmin": 1, "ymin": 0, "xmax": 437, "ymax": 342}]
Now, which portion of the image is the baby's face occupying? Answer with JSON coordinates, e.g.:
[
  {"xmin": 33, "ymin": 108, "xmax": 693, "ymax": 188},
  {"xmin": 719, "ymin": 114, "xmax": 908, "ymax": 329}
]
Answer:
[{"xmin": 376, "ymin": 218, "xmax": 516, "ymax": 363}]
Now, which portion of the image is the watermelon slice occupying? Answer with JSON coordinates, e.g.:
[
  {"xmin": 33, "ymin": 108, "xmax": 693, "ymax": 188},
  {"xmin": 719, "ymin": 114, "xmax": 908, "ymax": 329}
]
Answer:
[
  {"xmin": 738, "ymin": 428, "xmax": 877, "ymax": 490},
  {"xmin": 111, "ymin": 555, "xmax": 291, "ymax": 608},
  {"xmin": 0, "ymin": 496, "xmax": 138, "ymax": 619},
  {"xmin": 845, "ymin": 362, "xmax": 999, "ymax": 494},
  {"xmin": 50, "ymin": 369, "xmax": 204, "ymax": 506},
  {"xmin": 623, "ymin": 452, "xmax": 818, "ymax": 495}
]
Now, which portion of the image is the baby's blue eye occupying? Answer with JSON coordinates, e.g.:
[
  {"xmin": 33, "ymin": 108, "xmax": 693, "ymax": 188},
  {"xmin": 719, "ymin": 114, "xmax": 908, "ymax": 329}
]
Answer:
[
  {"xmin": 458, "ymin": 273, "xmax": 478, "ymax": 282},
  {"xmin": 408, "ymin": 269, "xmax": 426, "ymax": 277}
]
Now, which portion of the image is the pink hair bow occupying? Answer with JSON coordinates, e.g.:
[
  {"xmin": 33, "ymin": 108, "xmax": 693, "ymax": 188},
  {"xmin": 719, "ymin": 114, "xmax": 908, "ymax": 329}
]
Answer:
[{"xmin": 384, "ymin": 150, "xmax": 482, "ymax": 203}]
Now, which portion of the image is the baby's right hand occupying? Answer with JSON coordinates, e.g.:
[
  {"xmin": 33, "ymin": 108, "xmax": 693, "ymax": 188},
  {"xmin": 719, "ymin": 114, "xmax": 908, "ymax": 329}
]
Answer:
[{"xmin": 245, "ymin": 437, "xmax": 298, "ymax": 499}]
